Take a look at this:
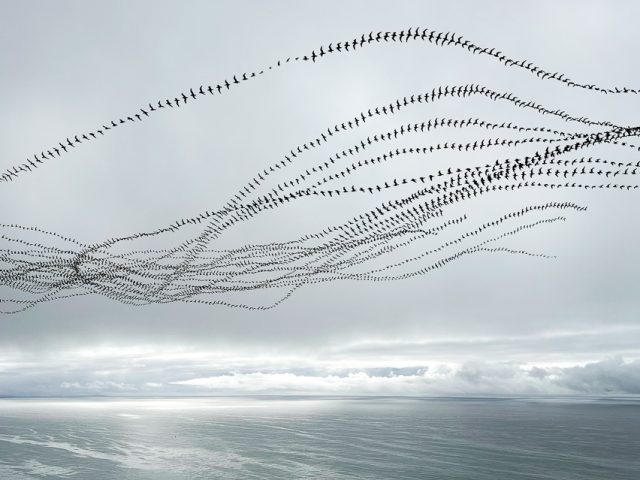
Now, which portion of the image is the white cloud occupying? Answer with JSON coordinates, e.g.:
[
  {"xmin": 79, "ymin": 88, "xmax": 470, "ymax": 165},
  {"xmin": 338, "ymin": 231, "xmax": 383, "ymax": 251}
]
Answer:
[
  {"xmin": 1, "ymin": 332, "xmax": 639, "ymax": 397},
  {"xmin": 168, "ymin": 359, "xmax": 640, "ymax": 396}
]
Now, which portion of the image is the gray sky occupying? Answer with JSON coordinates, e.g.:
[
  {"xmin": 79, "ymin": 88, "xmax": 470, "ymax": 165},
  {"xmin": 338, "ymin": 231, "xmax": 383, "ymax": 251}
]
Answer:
[{"xmin": 1, "ymin": 0, "xmax": 640, "ymax": 396}]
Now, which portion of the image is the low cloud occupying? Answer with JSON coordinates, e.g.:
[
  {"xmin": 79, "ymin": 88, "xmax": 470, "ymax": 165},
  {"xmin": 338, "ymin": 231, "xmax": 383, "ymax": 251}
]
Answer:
[
  {"xmin": 169, "ymin": 358, "xmax": 640, "ymax": 396},
  {"xmin": 1, "ymin": 347, "xmax": 639, "ymax": 396}
]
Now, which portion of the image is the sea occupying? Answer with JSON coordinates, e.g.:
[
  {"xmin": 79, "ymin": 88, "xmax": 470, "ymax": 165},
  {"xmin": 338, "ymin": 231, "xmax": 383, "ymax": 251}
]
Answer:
[{"xmin": 0, "ymin": 396, "xmax": 638, "ymax": 479}]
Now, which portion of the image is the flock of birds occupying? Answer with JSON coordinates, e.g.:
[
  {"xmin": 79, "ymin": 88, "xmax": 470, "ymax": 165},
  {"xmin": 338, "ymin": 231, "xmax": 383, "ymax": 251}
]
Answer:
[{"xmin": 1, "ymin": 27, "xmax": 638, "ymax": 313}]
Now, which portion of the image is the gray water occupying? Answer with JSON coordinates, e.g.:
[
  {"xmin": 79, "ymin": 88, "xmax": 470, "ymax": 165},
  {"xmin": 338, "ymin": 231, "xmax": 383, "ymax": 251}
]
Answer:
[{"xmin": 0, "ymin": 397, "xmax": 638, "ymax": 479}]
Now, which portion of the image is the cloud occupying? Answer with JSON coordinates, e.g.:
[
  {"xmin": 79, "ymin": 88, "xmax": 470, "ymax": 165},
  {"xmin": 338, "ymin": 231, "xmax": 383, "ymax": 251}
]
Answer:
[
  {"xmin": 1, "ymin": 327, "xmax": 639, "ymax": 396},
  {"xmin": 168, "ymin": 358, "xmax": 640, "ymax": 396},
  {"xmin": 2, "ymin": 341, "xmax": 639, "ymax": 396},
  {"xmin": 560, "ymin": 358, "xmax": 640, "ymax": 394}
]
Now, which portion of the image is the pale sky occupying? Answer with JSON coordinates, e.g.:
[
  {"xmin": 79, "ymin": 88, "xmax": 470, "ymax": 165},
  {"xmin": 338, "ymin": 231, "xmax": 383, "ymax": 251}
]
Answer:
[{"xmin": 1, "ymin": 0, "xmax": 640, "ymax": 396}]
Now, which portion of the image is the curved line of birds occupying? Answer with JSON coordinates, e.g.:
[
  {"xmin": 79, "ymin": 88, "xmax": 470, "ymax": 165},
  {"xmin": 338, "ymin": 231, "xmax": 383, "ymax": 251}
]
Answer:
[
  {"xmin": 2, "ymin": 26, "xmax": 637, "ymax": 183},
  {"xmin": 1, "ymin": 27, "xmax": 640, "ymax": 313}
]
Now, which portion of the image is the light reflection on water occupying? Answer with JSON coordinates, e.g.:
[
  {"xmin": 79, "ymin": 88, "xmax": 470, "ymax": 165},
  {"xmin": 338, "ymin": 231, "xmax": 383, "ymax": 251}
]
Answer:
[{"xmin": 0, "ymin": 396, "xmax": 639, "ymax": 479}]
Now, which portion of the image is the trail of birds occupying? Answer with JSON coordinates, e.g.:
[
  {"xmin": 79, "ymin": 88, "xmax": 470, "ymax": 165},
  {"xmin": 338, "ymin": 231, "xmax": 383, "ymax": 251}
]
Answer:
[{"xmin": 1, "ymin": 27, "xmax": 639, "ymax": 313}]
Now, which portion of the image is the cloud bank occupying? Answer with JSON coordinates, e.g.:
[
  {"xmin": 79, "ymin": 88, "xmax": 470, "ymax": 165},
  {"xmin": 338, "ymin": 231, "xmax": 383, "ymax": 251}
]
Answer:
[
  {"xmin": 1, "ymin": 341, "xmax": 639, "ymax": 396},
  {"xmin": 170, "ymin": 358, "xmax": 640, "ymax": 396}
]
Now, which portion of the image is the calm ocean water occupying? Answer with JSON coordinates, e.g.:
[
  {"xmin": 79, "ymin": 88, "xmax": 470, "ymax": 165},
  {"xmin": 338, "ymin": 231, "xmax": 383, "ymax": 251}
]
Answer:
[{"xmin": 0, "ymin": 396, "xmax": 638, "ymax": 479}]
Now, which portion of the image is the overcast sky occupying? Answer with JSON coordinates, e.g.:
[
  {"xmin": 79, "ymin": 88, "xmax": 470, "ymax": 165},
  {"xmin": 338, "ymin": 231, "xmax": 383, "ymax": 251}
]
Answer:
[{"xmin": 1, "ymin": 0, "xmax": 640, "ymax": 396}]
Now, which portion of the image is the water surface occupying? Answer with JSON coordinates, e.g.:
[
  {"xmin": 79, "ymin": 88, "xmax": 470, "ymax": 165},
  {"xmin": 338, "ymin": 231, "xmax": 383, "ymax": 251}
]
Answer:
[{"xmin": 0, "ymin": 396, "xmax": 638, "ymax": 479}]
